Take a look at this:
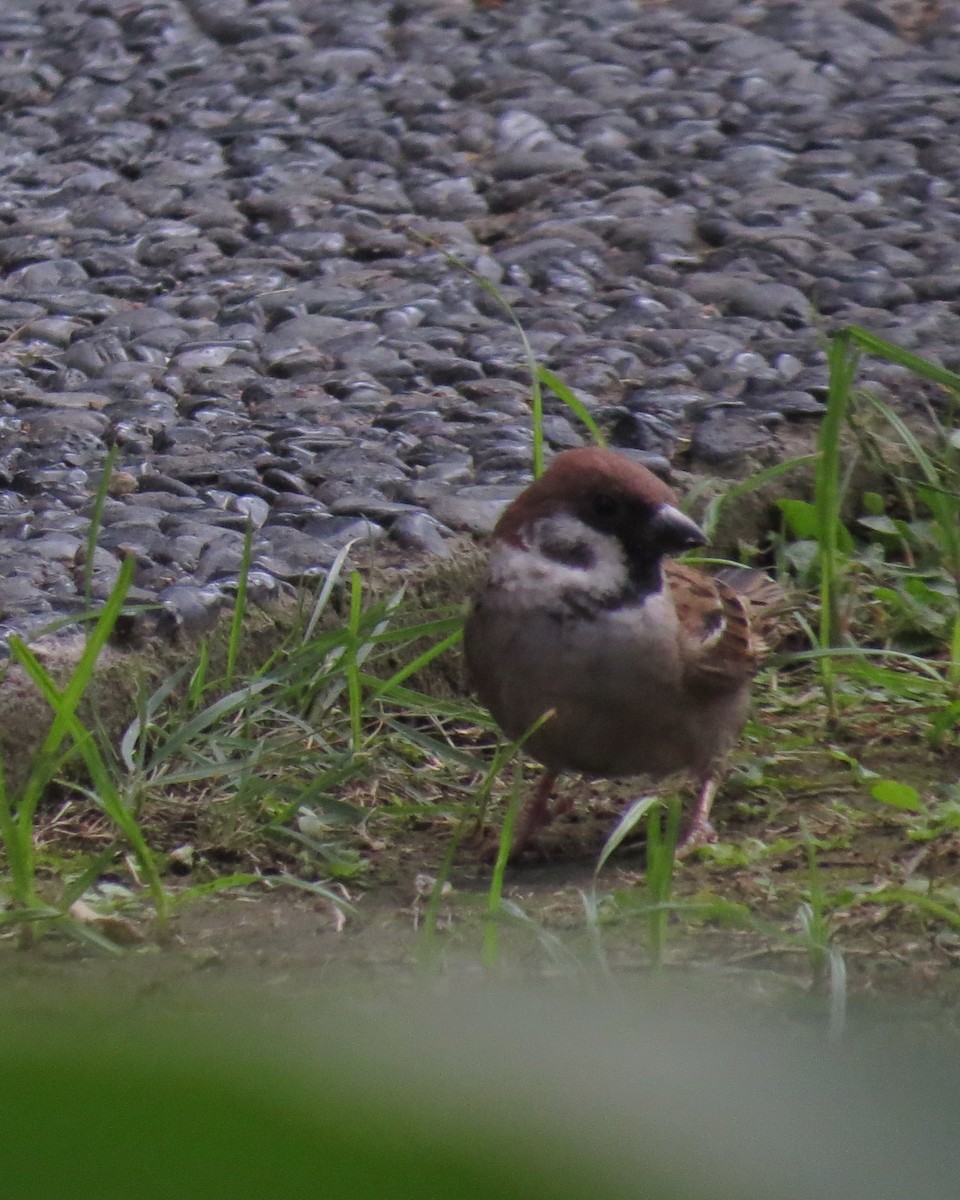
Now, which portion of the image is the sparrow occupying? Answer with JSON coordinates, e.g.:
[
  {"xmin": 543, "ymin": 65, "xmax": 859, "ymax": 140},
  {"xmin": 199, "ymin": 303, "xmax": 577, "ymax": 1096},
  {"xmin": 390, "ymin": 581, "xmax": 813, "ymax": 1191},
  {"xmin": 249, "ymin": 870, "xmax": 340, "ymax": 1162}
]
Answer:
[{"xmin": 464, "ymin": 446, "xmax": 777, "ymax": 858}]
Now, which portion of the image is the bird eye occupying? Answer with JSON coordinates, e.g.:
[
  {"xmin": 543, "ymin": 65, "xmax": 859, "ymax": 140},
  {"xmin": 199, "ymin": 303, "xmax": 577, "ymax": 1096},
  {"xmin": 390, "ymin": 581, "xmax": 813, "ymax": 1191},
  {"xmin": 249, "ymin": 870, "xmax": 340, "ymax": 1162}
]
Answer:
[{"xmin": 591, "ymin": 493, "xmax": 619, "ymax": 521}]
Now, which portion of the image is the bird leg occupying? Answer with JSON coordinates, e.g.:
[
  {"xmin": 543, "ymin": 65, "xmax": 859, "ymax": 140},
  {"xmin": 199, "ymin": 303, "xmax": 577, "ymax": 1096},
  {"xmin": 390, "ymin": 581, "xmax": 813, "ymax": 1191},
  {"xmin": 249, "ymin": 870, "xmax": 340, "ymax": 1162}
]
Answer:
[
  {"xmin": 482, "ymin": 768, "xmax": 572, "ymax": 863},
  {"xmin": 508, "ymin": 769, "xmax": 560, "ymax": 858},
  {"xmin": 482, "ymin": 770, "xmax": 560, "ymax": 863},
  {"xmin": 678, "ymin": 774, "xmax": 719, "ymax": 853}
]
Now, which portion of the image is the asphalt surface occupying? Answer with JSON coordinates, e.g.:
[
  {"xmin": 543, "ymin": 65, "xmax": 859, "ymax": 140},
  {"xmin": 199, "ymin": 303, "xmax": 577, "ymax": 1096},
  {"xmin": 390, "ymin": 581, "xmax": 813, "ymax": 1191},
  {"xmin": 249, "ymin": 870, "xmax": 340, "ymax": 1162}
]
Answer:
[{"xmin": 2, "ymin": 0, "xmax": 960, "ymax": 641}]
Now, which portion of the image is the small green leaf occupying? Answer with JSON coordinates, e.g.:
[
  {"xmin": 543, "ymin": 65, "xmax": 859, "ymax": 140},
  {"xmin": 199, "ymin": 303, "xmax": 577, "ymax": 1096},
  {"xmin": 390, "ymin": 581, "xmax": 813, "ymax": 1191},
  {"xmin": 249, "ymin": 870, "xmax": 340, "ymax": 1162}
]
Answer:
[
  {"xmin": 828, "ymin": 747, "xmax": 879, "ymax": 783},
  {"xmin": 857, "ymin": 514, "xmax": 900, "ymax": 537},
  {"xmin": 871, "ymin": 779, "xmax": 922, "ymax": 811},
  {"xmin": 777, "ymin": 498, "xmax": 819, "ymax": 538}
]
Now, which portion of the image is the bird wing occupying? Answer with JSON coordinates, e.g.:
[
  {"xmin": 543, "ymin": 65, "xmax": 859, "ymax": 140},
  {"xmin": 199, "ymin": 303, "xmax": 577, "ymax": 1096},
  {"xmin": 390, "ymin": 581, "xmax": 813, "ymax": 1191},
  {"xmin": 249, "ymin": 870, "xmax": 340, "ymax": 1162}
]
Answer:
[{"xmin": 665, "ymin": 561, "xmax": 768, "ymax": 693}]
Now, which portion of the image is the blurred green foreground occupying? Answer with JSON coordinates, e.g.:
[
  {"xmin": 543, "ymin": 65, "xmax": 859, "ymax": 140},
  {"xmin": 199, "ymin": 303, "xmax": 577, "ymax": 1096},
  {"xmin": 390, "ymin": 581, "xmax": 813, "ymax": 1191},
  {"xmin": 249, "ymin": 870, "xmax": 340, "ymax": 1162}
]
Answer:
[{"xmin": 3, "ymin": 971, "xmax": 960, "ymax": 1200}]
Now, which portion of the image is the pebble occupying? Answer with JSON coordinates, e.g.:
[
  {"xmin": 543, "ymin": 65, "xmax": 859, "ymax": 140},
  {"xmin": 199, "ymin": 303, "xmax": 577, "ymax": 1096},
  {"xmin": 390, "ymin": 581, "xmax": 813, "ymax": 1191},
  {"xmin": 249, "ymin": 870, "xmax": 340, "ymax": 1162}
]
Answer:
[{"xmin": 430, "ymin": 489, "xmax": 518, "ymax": 535}]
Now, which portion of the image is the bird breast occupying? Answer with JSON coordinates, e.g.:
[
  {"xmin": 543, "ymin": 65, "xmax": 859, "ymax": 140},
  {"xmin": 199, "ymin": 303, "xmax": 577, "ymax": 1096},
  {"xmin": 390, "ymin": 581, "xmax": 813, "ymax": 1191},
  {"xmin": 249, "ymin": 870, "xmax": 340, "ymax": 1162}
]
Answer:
[{"xmin": 466, "ymin": 546, "xmax": 748, "ymax": 780}]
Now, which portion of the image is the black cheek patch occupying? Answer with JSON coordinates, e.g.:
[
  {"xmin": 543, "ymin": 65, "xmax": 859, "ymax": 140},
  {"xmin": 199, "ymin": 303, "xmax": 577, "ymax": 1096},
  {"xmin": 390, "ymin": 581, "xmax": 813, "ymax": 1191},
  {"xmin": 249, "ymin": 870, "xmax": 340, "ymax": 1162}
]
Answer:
[{"xmin": 540, "ymin": 536, "xmax": 596, "ymax": 571}]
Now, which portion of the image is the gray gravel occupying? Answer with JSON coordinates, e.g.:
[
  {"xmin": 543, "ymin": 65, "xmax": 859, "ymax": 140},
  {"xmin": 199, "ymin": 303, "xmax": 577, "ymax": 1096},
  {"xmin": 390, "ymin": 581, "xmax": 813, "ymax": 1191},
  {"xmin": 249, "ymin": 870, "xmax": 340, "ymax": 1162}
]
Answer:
[{"xmin": 2, "ymin": 0, "xmax": 960, "ymax": 642}]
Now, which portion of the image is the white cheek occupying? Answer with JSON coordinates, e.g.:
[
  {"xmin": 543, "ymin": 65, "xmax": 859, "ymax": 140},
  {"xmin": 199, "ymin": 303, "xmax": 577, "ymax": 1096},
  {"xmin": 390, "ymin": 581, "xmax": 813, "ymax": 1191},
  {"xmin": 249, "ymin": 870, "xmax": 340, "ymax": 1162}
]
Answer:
[{"xmin": 489, "ymin": 523, "xmax": 628, "ymax": 601}]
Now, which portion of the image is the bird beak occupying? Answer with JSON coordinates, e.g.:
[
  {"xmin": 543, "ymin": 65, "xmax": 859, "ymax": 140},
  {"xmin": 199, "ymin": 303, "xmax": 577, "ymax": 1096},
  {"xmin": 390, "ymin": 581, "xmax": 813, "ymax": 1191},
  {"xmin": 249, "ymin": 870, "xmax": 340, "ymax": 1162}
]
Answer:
[{"xmin": 649, "ymin": 503, "xmax": 707, "ymax": 553}]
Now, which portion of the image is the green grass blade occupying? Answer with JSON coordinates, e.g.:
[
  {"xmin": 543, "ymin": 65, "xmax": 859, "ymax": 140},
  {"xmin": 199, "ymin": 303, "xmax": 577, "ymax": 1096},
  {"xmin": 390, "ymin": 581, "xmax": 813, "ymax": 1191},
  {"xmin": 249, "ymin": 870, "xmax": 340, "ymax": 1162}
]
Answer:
[
  {"xmin": 865, "ymin": 395, "xmax": 960, "ymax": 573},
  {"xmin": 534, "ymin": 365, "xmax": 607, "ymax": 448},
  {"xmin": 346, "ymin": 571, "xmax": 364, "ymax": 749},
  {"xmin": 367, "ymin": 628, "xmax": 464, "ymax": 703},
  {"xmin": 168, "ymin": 873, "xmax": 265, "ymax": 910},
  {"xmin": 379, "ymin": 717, "xmax": 485, "ymax": 771},
  {"xmin": 121, "ymin": 664, "xmax": 193, "ymax": 772},
  {"xmin": 580, "ymin": 888, "xmax": 613, "ymax": 979},
  {"xmin": 11, "ymin": 643, "xmax": 170, "ymax": 934},
  {"xmin": 270, "ymin": 874, "xmax": 355, "ymax": 910},
  {"xmin": 367, "ymin": 681, "xmax": 489, "ymax": 721},
  {"xmin": 225, "ymin": 520, "xmax": 254, "ymax": 687},
  {"xmin": 361, "ymin": 613, "xmax": 464, "ymax": 646},
  {"xmin": 818, "ymin": 334, "xmax": 859, "ymax": 646},
  {"xmin": 61, "ymin": 846, "xmax": 126, "ymax": 908},
  {"xmin": 187, "ymin": 640, "xmax": 210, "ymax": 710},
  {"xmin": 594, "ymin": 793, "xmax": 660, "ymax": 876},
  {"xmin": 8, "ymin": 555, "xmax": 135, "ymax": 823},
  {"xmin": 84, "ymin": 443, "xmax": 119, "ymax": 604},
  {"xmin": 857, "ymin": 886, "xmax": 960, "ymax": 931},
  {"xmin": 645, "ymin": 795, "xmax": 682, "ymax": 968},
  {"xmin": 815, "ymin": 334, "xmax": 860, "ymax": 721},
  {"xmin": 0, "ymin": 905, "xmax": 62, "ymax": 928},
  {"xmin": 949, "ymin": 614, "xmax": 960, "ymax": 691},
  {"xmin": 780, "ymin": 644, "xmax": 947, "ymax": 684},
  {"xmin": 302, "ymin": 540, "xmax": 356, "ymax": 643},
  {"xmin": 0, "ymin": 750, "xmax": 36, "ymax": 914},
  {"xmin": 144, "ymin": 678, "xmax": 275, "ymax": 767},
  {"xmin": 844, "ymin": 326, "xmax": 960, "ymax": 394},
  {"xmin": 483, "ymin": 760, "xmax": 524, "ymax": 969},
  {"xmin": 268, "ymin": 765, "xmax": 366, "ymax": 828}
]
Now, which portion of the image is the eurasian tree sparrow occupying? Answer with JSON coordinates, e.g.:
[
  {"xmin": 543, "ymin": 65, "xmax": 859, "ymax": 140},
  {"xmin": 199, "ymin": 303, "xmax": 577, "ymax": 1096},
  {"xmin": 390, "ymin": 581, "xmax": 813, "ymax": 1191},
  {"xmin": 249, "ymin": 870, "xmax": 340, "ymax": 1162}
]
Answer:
[{"xmin": 465, "ymin": 447, "xmax": 776, "ymax": 858}]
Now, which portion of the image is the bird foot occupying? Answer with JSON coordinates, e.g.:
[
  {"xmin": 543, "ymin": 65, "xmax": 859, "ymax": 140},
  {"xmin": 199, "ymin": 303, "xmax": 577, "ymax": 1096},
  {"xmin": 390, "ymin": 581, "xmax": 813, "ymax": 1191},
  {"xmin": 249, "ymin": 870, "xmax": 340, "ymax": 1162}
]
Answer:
[
  {"xmin": 480, "ymin": 797, "xmax": 571, "ymax": 865},
  {"xmin": 676, "ymin": 817, "xmax": 718, "ymax": 858}
]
